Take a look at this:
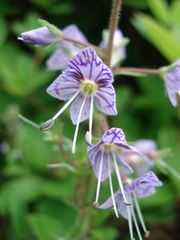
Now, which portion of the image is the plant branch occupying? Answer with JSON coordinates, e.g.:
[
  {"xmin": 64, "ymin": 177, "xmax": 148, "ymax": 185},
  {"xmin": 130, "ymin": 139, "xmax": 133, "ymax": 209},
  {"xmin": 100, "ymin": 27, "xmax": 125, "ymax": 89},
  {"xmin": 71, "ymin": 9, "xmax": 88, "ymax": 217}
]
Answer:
[
  {"xmin": 105, "ymin": 0, "xmax": 122, "ymax": 66},
  {"xmin": 114, "ymin": 67, "xmax": 162, "ymax": 76},
  {"xmin": 62, "ymin": 36, "xmax": 105, "ymax": 58}
]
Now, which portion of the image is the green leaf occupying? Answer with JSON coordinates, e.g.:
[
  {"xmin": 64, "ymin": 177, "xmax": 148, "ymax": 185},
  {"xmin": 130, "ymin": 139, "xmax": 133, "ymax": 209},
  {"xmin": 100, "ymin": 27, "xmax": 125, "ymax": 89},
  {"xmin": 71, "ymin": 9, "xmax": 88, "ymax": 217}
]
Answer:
[
  {"xmin": 124, "ymin": 0, "xmax": 147, "ymax": 9},
  {"xmin": 91, "ymin": 227, "xmax": 118, "ymax": 240},
  {"xmin": 37, "ymin": 198, "xmax": 77, "ymax": 230},
  {"xmin": 28, "ymin": 213, "xmax": 66, "ymax": 240},
  {"xmin": 132, "ymin": 14, "xmax": 180, "ymax": 61},
  {"xmin": 11, "ymin": 13, "xmax": 40, "ymax": 35},
  {"xmin": 0, "ymin": 176, "xmax": 43, "ymax": 236},
  {"xmin": 15, "ymin": 124, "xmax": 53, "ymax": 172},
  {"xmin": 0, "ymin": 44, "xmax": 53, "ymax": 96},
  {"xmin": 0, "ymin": 17, "xmax": 8, "ymax": 46},
  {"xmin": 147, "ymin": 0, "xmax": 169, "ymax": 24}
]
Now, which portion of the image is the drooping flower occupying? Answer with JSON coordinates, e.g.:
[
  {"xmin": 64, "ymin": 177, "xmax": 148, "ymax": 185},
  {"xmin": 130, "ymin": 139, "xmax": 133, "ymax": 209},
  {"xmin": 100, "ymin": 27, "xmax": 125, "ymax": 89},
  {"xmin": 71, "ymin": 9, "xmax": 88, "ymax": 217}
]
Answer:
[
  {"xmin": 99, "ymin": 29, "xmax": 129, "ymax": 68},
  {"xmin": 18, "ymin": 26, "xmax": 57, "ymax": 45},
  {"xmin": 47, "ymin": 24, "xmax": 88, "ymax": 70},
  {"xmin": 163, "ymin": 59, "xmax": 180, "ymax": 107},
  {"xmin": 41, "ymin": 47, "xmax": 117, "ymax": 153},
  {"xmin": 99, "ymin": 171, "xmax": 163, "ymax": 240},
  {"xmin": 87, "ymin": 128, "xmax": 140, "ymax": 210},
  {"xmin": 121, "ymin": 140, "xmax": 157, "ymax": 177}
]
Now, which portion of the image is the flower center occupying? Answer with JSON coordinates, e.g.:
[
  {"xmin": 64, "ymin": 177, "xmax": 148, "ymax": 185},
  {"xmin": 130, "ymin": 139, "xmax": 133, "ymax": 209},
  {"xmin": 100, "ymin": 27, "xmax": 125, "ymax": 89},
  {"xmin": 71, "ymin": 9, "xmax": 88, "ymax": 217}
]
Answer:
[
  {"xmin": 101, "ymin": 143, "xmax": 115, "ymax": 152},
  {"xmin": 81, "ymin": 80, "xmax": 97, "ymax": 95}
]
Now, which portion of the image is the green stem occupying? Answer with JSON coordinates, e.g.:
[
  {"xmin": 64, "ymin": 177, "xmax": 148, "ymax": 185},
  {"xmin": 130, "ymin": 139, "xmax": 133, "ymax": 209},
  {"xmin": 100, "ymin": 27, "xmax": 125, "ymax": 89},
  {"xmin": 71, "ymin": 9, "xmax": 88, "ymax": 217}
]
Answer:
[
  {"xmin": 62, "ymin": 36, "xmax": 105, "ymax": 58},
  {"xmin": 18, "ymin": 114, "xmax": 40, "ymax": 129},
  {"xmin": 105, "ymin": 0, "xmax": 122, "ymax": 66},
  {"xmin": 114, "ymin": 67, "xmax": 162, "ymax": 76}
]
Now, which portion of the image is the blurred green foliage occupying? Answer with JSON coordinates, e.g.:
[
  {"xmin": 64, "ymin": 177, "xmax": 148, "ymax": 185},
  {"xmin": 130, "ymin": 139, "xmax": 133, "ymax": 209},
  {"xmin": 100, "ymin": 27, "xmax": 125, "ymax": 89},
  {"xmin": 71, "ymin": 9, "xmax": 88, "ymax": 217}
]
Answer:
[
  {"xmin": 0, "ymin": 0, "xmax": 179, "ymax": 240},
  {"xmin": 132, "ymin": 0, "xmax": 180, "ymax": 61}
]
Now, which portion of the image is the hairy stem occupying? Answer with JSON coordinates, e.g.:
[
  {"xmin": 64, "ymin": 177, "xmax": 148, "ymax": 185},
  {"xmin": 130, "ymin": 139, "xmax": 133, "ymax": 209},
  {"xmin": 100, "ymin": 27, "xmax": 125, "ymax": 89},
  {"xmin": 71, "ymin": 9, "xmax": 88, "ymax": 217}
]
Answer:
[{"xmin": 105, "ymin": 0, "xmax": 122, "ymax": 66}]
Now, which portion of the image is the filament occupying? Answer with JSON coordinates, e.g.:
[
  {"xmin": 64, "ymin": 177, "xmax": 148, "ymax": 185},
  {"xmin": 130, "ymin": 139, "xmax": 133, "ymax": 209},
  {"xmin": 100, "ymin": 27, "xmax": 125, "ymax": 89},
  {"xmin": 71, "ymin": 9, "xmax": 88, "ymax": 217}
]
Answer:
[
  {"xmin": 88, "ymin": 94, "xmax": 94, "ymax": 144},
  {"xmin": 126, "ymin": 194, "xmax": 134, "ymax": 240},
  {"xmin": 130, "ymin": 198, "xmax": 143, "ymax": 240},
  {"xmin": 132, "ymin": 193, "xmax": 149, "ymax": 237},
  {"xmin": 72, "ymin": 93, "xmax": 88, "ymax": 153},
  {"xmin": 52, "ymin": 90, "xmax": 80, "ymax": 121},
  {"xmin": 108, "ymin": 156, "xmax": 119, "ymax": 218},
  {"xmin": 95, "ymin": 150, "xmax": 104, "ymax": 204},
  {"xmin": 112, "ymin": 152, "xmax": 130, "ymax": 205}
]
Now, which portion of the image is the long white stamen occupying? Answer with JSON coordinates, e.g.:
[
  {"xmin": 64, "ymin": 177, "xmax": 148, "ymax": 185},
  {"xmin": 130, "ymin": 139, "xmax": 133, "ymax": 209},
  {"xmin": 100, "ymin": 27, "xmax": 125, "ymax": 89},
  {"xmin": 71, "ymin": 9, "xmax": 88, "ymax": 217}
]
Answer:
[
  {"xmin": 126, "ymin": 194, "xmax": 134, "ymax": 240},
  {"xmin": 112, "ymin": 152, "xmax": 130, "ymax": 205},
  {"xmin": 95, "ymin": 150, "xmax": 104, "ymax": 204},
  {"xmin": 130, "ymin": 199, "xmax": 143, "ymax": 240},
  {"xmin": 72, "ymin": 93, "xmax": 88, "ymax": 153},
  {"xmin": 132, "ymin": 193, "xmax": 149, "ymax": 237},
  {"xmin": 108, "ymin": 157, "xmax": 119, "ymax": 218},
  {"xmin": 52, "ymin": 91, "xmax": 80, "ymax": 121},
  {"xmin": 88, "ymin": 94, "xmax": 94, "ymax": 144}
]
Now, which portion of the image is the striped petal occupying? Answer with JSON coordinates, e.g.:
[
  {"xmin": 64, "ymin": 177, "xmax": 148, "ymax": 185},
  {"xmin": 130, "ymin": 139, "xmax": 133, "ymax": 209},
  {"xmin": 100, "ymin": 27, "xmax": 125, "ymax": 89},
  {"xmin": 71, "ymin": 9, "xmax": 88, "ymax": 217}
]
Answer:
[
  {"xmin": 95, "ymin": 85, "xmax": 117, "ymax": 115},
  {"xmin": 70, "ymin": 93, "xmax": 91, "ymax": 124}
]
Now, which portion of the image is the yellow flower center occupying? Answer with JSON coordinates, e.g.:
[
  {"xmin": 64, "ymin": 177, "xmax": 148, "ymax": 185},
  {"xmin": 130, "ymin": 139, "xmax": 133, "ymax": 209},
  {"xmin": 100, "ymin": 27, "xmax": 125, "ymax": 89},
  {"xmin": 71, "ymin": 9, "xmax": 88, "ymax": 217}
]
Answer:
[
  {"xmin": 101, "ymin": 143, "xmax": 115, "ymax": 152},
  {"xmin": 81, "ymin": 80, "xmax": 97, "ymax": 95}
]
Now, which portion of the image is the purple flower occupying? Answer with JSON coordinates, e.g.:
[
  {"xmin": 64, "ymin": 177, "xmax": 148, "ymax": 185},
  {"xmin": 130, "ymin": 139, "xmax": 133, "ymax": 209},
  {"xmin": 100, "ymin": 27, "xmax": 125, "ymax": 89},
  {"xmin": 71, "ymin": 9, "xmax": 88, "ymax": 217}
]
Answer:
[
  {"xmin": 18, "ymin": 26, "xmax": 56, "ymax": 45},
  {"xmin": 121, "ymin": 140, "xmax": 157, "ymax": 177},
  {"xmin": 163, "ymin": 59, "xmax": 180, "ymax": 107},
  {"xmin": 41, "ymin": 47, "xmax": 117, "ymax": 153},
  {"xmin": 125, "ymin": 171, "xmax": 163, "ymax": 198},
  {"xmin": 47, "ymin": 24, "xmax": 88, "ymax": 70},
  {"xmin": 99, "ymin": 171, "xmax": 162, "ymax": 240},
  {"xmin": 99, "ymin": 29, "xmax": 128, "ymax": 67},
  {"xmin": 87, "ymin": 128, "xmax": 139, "ymax": 207}
]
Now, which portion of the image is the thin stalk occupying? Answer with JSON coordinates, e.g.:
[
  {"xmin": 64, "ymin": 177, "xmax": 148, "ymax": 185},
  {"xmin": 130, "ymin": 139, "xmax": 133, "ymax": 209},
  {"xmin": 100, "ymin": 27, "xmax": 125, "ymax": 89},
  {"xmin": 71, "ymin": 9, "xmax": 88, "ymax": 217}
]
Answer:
[
  {"xmin": 18, "ymin": 114, "xmax": 40, "ymax": 129},
  {"xmin": 114, "ymin": 67, "xmax": 162, "ymax": 76},
  {"xmin": 95, "ymin": 151, "xmax": 104, "ymax": 204},
  {"xmin": 132, "ymin": 193, "xmax": 150, "ymax": 238},
  {"xmin": 108, "ymin": 157, "xmax": 119, "ymax": 218},
  {"xmin": 105, "ymin": 0, "xmax": 122, "ymax": 66}
]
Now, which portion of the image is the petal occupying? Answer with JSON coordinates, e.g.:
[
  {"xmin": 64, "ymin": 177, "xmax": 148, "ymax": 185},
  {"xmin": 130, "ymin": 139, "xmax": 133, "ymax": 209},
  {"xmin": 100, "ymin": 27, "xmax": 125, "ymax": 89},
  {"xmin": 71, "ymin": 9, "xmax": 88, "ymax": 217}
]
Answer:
[
  {"xmin": 63, "ymin": 24, "xmax": 88, "ymax": 45},
  {"xmin": 133, "ymin": 158, "xmax": 154, "ymax": 177},
  {"xmin": 164, "ymin": 59, "xmax": 180, "ymax": 107},
  {"xmin": 99, "ymin": 191, "xmax": 128, "ymax": 219},
  {"xmin": 135, "ymin": 185, "xmax": 156, "ymax": 198},
  {"xmin": 98, "ymin": 195, "xmax": 113, "ymax": 209},
  {"xmin": 88, "ymin": 146, "xmax": 113, "ymax": 181},
  {"xmin": 146, "ymin": 171, "xmax": 163, "ymax": 187},
  {"xmin": 100, "ymin": 29, "xmax": 127, "ymax": 67},
  {"xmin": 134, "ymin": 140, "xmax": 157, "ymax": 154},
  {"xmin": 68, "ymin": 47, "xmax": 114, "ymax": 84},
  {"xmin": 47, "ymin": 24, "xmax": 87, "ymax": 70},
  {"xmin": 47, "ymin": 71, "xmax": 80, "ymax": 101},
  {"xmin": 116, "ymin": 193, "xmax": 128, "ymax": 219},
  {"xmin": 125, "ymin": 171, "xmax": 163, "ymax": 198},
  {"xmin": 70, "ymin": 93, "xmax": 91, "ymax": 124},
  {"xmin": 115, "ymin": 152, "xmax": 134, "ymax": 175},
  {"xmin": 100, "ymin": 128, "xmax": 128, "ymax": 147},
  {"xmin": 95, "ymin": 85, "xmax": 117, "ymax": 115},
  {"xmin": 46, "ymin": 48, "xmax": 70, "ymax": 70},
  {"xmin": 20, "ymin": 27, "xmax": 55, "ymax": 45}
]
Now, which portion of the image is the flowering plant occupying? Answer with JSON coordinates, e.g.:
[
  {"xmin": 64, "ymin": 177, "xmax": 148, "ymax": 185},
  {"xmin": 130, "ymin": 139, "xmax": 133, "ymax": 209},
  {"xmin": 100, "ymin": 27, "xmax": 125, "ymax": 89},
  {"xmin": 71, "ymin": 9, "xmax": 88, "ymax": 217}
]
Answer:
[{"xmin": 3, "ymin": 0, "xmax": 178, "ymax": 239}]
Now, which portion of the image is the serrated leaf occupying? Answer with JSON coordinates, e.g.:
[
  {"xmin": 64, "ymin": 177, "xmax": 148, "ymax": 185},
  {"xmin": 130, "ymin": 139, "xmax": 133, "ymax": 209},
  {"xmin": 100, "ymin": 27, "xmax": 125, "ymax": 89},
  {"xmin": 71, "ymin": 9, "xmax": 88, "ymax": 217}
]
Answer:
[{"xmin": 132, "ymin": 14, "xmax": 180, "ymax": 61}]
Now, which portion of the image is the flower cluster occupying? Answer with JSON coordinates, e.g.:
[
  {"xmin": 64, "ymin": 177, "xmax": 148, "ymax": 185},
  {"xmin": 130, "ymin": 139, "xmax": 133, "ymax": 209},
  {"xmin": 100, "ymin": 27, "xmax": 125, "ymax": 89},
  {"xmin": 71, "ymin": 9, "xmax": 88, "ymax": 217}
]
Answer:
[{"xmin": 19, "ymin": 19, "xmax": 180, "ymax": 240}]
